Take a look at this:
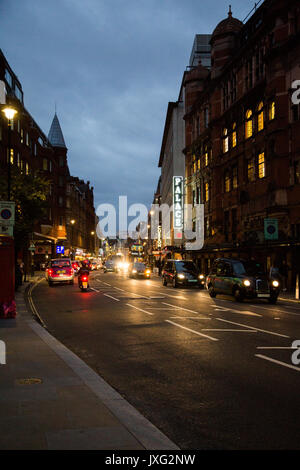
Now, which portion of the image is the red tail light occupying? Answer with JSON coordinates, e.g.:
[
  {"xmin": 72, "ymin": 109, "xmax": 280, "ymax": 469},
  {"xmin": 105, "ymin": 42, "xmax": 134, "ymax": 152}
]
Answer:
[
  {"xmin": 48, "ymin": 269, "xmax": 52, "ymax": 276},
  {"xmin": 82, "ymin": 276, "xmax": 88, "ymax": 281}
]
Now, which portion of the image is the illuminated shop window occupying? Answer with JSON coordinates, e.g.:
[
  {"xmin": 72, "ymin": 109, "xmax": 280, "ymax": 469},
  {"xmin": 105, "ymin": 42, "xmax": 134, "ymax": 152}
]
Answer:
[
  {"xmin": 258, "ymin": 152, "xmax": 265, "ymax": 179},
  {"xmin": 245, "ymin": 110, "xmax": 253, "ymax": 139},
  {"xmin": 257, "ymin": 102, "xmax": 264, "ymax": 131}
]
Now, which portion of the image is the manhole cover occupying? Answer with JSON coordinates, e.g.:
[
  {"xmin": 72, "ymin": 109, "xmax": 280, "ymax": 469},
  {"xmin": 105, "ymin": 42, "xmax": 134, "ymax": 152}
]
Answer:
[{"xmin": 16, "ymin": 378, "xmax": 43, "ymax": 385}]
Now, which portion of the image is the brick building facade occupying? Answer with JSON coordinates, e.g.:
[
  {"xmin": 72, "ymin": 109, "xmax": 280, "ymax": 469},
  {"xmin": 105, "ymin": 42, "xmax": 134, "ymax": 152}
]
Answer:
[
  {"xmin": 183, "ymin": 0, "xmax": 300, "ymax": 289},
  {"xmin": 0, "ymin": 49, "xmax": 97, "ymax": 265}
]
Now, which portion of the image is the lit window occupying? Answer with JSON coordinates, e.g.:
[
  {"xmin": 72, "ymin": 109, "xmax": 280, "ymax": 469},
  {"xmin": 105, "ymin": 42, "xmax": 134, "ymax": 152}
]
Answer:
[
  {"xmin": 269, "ymin": 101, "xmax": 275, "ymax": 120},
  {"xmin": 204, "ymin": 146, "xmax": 209, "ymax": 166},
  {"xmin": 245, "ymin": 110, "xmax": 253, "ymax": 138},
  {"xmin": 223, "ymin": 128, "xmax": 229, "ymax": 153},
  {"xmin": 224, "ymin": 171, "xmax": 230, "ymax": 192},
  {"xmin": 192, "ymin": 154, "xmax": 196, "ymax": 173},
  {"xmin": 232, "ymin": 122, "xmax": 237, "ymax": 148},
  {"xmin": 20, "ymin": 129, "xmax": 24, "ymax": 144},
  {"xmin": 43, "ymin": 158, "xmax": 48, "ymax": 171},
  {"xmin": 197, "ymin": 158, "xmax": 201, "ymax": 170},
  {"xmin": 257, "ymin": 102, "xmax": 264, "ymax": 131},
  {"xmin": 8, "ymin": 149, "xmax": 14, "ymax": 164},
  {"xmin": 26, "ymin": 133, "xmax": 29, "ymax": 146},
  {"xmin": 247, "ymin": 158, "xmax": 255, "ymax": 182},
  {"xmin": 258, "ymin": 152, "xmax": 265, "ymax": 178},
  {"xmin": 205, "ymin": 182, "xmax": 209, "ymax": 201},
  {"xmin": 25, "ymin": 163, "xmax": 29, "ymax": 175},
  {"xmin": 17, "ymin": 153, "xmax": 20, "ymax": 167}
]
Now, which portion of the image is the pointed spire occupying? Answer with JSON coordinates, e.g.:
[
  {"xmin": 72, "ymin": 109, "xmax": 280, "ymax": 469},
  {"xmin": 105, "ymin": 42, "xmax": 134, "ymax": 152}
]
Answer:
[
  {"xmin": 48, "ymin": 113, "xmax": 66, "ymax": 148},
  {"xmin": 228, "ymin": 5, "xmax": 232, "ymax": 17}
]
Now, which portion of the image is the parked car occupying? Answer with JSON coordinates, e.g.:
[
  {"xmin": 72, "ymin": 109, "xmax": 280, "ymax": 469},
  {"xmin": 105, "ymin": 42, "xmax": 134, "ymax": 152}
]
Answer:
[
  {"xmin": 162, "ymin": 260, "xmax": 203, "ymax": 288},
  {"xmin": 205, "ymin": 258, "xmax": 280, "ymax": 303},
  {"xmin": 45, "ymin": 258, "xmax": 75, "ymax": 286},
  {"xmin": 129, "ymin": 262, "xmax": 151, "ymax": 279}
]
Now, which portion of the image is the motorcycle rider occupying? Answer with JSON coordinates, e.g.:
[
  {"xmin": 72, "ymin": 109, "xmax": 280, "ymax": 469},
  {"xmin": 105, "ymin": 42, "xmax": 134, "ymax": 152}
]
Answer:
[{"xmin": 78, "ymin": 264, "xmax": 90, "ymax": 288}]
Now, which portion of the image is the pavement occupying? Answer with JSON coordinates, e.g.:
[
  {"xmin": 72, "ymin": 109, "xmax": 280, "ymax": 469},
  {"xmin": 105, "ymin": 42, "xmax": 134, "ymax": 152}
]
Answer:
[{"xmin": 0, "ymin": 274, "xmax": 179, "ymax": 450}]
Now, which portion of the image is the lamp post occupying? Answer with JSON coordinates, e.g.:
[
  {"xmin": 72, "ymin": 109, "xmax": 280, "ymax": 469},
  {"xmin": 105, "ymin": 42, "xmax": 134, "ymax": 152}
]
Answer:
[
  {"xmin": 2, "ymin": 106, "xmax": 18, "ymax": 201},
  {"xmin": 70, "ymin": 219, "xmax": 75, "ymax": 259},
  {"xmin": 91, "ymin": 231, "xmax": 95, "ymax": 256}
]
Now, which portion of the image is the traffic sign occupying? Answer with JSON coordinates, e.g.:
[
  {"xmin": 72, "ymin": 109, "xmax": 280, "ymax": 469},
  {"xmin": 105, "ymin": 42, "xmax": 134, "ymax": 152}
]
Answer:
[
  {"xmin": 264, "ymin": 218, "xmax": 278, "ymax": 240},
  {"xmin": 0, "ymin": 201, "xmax": 15, "ymax": 227}
]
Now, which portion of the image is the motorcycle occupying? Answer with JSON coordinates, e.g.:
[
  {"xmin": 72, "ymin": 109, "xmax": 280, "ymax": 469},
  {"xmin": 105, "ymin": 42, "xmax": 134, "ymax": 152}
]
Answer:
[{"xmin": 78, "ymin": 272, "xmax": 89, "ymax": 291}]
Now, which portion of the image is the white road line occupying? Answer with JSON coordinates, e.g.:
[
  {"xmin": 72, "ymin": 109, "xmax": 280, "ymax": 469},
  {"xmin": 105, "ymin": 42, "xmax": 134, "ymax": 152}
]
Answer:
[
  {"xmin": 256, "ymin": 346, "xmax": 298, "ymax": 349},
  {"xmin": 202, "ymin": 329, "xmax": 257, "ymax": 333},
  {"xmin": 216, "ymin": 318, "xmax": 290, "ymax": 338},
  {"xmin": 90, "ymin": 287, "xmax": 99, "ymax": 292},
  {"xmin": 170, "ymin": 316, "xmax": 211, "ymax": 320},
  {"xmin": 104, "ymin": 293, "xmax": 120, "ymax": 302},
  {"xmin": 113, "ymin": 287, "xmax": 125, "ymax": 292},
  {"xmin": 213, "ymin": 306, "xmax": 261, "ymax": 317},
  {"xmin": 165, "ymin": 320, "xmax": 218, "ymax": 341},
  {"xmin": 255, "ymin": 354, "xmax": 300, "ymax": 372},
  {"xmin": 163, "ymin": 302, "xmax": 206, "ymax": 316},
  {"xmin": 126, "ymin": 304, "xmax": 153, "ymax": 316}
]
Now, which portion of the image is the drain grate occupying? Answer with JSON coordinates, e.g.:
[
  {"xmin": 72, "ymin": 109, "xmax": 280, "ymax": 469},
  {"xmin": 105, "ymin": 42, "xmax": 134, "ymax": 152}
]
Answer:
[{"xmin": 16, "ymin": 378, "xmax": 43, "ymax": 385}]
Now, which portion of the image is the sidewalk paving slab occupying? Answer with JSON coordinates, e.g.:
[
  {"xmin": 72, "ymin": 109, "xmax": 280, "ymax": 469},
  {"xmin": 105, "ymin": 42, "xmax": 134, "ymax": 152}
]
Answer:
[{"xmin": 0, "ymin": 280, "xmax": 179, "ymax": 450}]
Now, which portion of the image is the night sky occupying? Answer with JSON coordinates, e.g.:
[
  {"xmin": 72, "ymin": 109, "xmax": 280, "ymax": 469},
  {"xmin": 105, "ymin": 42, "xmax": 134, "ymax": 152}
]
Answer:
[{"xmin": 0, "ymin": 0, "xmax": 254, "ymax": 213}]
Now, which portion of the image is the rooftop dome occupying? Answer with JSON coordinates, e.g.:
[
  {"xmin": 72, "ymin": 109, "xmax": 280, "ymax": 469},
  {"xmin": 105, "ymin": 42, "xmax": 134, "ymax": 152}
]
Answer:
[{"xmin": 211, "ymin": 6, "xmax": 243, "ymax": 40}]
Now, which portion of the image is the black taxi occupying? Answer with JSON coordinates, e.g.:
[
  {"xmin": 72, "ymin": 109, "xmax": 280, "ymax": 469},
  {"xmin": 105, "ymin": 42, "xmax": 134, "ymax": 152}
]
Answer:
[{"xmin": 205, "ymin": 258, "xmax": 280, "ymax": 303}]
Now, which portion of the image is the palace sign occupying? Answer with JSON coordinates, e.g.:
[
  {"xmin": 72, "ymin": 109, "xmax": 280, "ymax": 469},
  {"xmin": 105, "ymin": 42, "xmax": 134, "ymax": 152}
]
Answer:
[{"xmin": 173, "ymin": 176, "xmax": 183, "ymax": 229}]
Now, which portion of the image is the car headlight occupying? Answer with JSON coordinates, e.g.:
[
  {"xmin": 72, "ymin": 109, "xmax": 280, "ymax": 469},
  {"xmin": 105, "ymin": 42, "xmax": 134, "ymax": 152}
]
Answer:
[
  {"xmin": 145, "ymin": 269, "xmax": 151, "ymax": 274},
  {"xmin": 177, "ymin": 273, "xmax": 185, "ymax": 279},
  {"xmin": 272, "ymin": 280, "xmax": 279, "ymax": 287},
  {"xmin": 198, "ymin": 274, "xmax": 204, "ymax": 279},
  {"xmin": 132, "ymin": 269, "xmax": 137, "ymax": 274},
  {"xmin": 243, "ymin": 279, "xmax": 251, "ymax": 287}
]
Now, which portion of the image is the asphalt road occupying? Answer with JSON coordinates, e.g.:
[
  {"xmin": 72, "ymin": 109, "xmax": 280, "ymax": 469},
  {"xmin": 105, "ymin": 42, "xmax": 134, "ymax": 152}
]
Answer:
[{"xmin": 29, "ymin": 270, "xmax": 300, "ymax": 450}]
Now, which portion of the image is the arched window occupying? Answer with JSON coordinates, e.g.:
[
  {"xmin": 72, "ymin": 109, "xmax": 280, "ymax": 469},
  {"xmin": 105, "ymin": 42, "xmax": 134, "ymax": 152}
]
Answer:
[
  {"xmin": 257, "ymin": 102, "xmax": 264, "ymax": 131},
  {"xmin": 223, "ymin": 128, "xmax": 229, "ymax": 153},
  {"xmin": 245, "ymin": 110, "xmax": 253, "ymax": 139},
  {"xmin": 232, "ymin": 122, "xmax": 237, "ymax": 147}
]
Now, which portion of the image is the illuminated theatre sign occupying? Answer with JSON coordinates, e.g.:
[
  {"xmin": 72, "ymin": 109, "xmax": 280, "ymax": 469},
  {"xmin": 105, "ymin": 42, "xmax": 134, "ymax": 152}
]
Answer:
[{"xmin": 173, "ymin": 176, "xmax": 183, "ymax": 230}]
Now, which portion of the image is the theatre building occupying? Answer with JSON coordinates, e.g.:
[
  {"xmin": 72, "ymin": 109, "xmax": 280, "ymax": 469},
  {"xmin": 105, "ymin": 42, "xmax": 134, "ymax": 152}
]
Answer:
[{"xmin": 184, "ymin": 0, "xmax": 300, "ymax": 289}]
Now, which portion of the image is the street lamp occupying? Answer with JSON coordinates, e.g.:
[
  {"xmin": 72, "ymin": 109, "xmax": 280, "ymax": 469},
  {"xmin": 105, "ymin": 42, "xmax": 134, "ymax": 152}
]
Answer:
[
  {"xmin": 2, "ymin": 106, "xmax": 18, "ymax": 201},
  {"xmin": 70, "ymin": 219, "xmax": 75, "ymax": 259}
]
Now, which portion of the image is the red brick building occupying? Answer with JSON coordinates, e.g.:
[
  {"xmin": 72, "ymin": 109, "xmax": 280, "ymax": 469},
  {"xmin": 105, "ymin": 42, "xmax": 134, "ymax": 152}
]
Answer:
[
  {"xmin": 183, "ymin": 0, "xmax": 300, "ymax": 289},
  {"xmin": 0, "ymin": 49, "xmax": 97, "ymax": 266}
]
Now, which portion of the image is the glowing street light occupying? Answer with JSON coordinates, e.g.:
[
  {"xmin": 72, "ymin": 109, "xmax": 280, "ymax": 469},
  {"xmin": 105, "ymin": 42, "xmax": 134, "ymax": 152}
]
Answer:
[{"xmin": 2, "ymin": 106, "xmax": 18, "ymax": 200}]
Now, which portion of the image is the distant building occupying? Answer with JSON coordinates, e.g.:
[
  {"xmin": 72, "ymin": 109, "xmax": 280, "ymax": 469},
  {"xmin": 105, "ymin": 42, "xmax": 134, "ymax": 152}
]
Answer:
[
  {"xmin": 189, "ymin": 34, "xmax": 212, "ymax": 69},
  {"xmin": 0, "ymin": 49, "xmax": 97, "ymax": 264}
]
